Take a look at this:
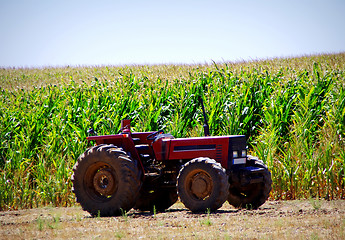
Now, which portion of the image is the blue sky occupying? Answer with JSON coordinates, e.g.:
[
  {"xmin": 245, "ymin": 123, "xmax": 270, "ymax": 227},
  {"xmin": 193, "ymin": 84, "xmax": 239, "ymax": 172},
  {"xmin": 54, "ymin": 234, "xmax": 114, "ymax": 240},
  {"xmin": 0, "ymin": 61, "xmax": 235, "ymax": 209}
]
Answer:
[{"xmin": 0, "ymin": 0, "xmax": 344, "ymax": 68}]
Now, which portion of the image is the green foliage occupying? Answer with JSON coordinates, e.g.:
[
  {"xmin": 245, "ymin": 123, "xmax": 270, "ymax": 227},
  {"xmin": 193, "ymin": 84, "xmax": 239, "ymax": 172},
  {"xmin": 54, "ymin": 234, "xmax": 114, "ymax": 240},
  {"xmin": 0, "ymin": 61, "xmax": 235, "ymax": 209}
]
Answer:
[
  {"xmin": 0, "ymin": 53, "xmax": 345, "ymax": 210},
  {"xmin": 200, "ymin": 208, "xmax": 212, "ymax": 226},
  {"xmin": 153, "ymin": 205, "xmax": 157, "ymax": 218},
  {"xmin": 36, "ymin": 215, "xmax": 61, "ymax": 230},
  {"xmin": 37, "ymin": 216, "xmax": 44, "ymax": 231},
  {"xmin": 120, "ymin": 208, "xmax": 129, "ymax": 222},
  {"xmin": 310, "ymin": 198, "xmax": 322, "ymax": 210}
]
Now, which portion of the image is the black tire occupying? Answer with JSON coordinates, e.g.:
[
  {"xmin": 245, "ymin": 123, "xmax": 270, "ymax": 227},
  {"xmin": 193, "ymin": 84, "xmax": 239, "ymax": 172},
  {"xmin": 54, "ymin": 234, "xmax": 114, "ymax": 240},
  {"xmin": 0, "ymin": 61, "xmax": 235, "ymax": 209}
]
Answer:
[
  {"xmin": 134, "ymin": 186, "xmax": 178, "ymax": 212},
  {"xmin": 228, "ymin": 157, "xmax": 272, "ymax": 209},
  {"xmin": 177, "ymin": 157, "xmax": 229, "ymax": 212},
  {"xmin": 71, "ymin": 144, "xmax": 141, "ymax": 217}
]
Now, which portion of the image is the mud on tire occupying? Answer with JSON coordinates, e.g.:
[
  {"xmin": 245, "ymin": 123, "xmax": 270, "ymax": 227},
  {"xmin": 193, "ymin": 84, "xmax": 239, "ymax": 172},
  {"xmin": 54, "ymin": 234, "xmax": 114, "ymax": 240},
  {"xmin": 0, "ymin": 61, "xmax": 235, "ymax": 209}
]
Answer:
[
  {"xmin": 177, "ymin": 157, "xmax": 229, "ymax": 212},
  {"xmin": 71, "ymin": 144, "xmax": 141, "ymax": 217}
]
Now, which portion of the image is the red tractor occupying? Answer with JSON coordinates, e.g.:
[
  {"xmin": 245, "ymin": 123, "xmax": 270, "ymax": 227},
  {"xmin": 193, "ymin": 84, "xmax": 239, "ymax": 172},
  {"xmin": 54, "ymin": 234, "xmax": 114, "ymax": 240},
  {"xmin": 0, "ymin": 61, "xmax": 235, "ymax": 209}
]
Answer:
[{"xmin": 72, "ymin": 102, "xmax": 272, "ymax": 216}]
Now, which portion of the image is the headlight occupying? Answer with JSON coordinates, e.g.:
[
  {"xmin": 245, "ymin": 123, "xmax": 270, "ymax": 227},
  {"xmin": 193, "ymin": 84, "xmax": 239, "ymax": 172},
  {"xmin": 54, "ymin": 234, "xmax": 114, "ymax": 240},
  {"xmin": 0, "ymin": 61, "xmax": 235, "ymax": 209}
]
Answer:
[
  {"xmin": 233, "ymin": 151, "xmax": 238, "ymax": 158},
  {"xmin": 241, "ymin": 150, "xmax": 247, "ymax": 157}
]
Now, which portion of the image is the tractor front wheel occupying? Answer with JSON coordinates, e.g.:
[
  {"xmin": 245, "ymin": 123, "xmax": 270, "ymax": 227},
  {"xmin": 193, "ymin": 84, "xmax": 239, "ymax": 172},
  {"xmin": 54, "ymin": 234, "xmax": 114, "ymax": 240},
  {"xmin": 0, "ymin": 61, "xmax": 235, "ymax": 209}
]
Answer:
[
  {"xmin": 72, "ymin": 144, "xmax": 141, "ymax": 217},
  {"xmin": 177, "ymin": 158, "xmax": 229, "ymax": 212}
]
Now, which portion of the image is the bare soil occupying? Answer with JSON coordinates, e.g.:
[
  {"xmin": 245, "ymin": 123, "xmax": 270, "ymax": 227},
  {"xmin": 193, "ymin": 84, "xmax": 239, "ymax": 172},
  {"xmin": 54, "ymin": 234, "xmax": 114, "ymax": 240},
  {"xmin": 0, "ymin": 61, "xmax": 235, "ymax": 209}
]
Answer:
[{"xmin": 1, "ymin": 200, "xmax": 345, "ymax": 239}]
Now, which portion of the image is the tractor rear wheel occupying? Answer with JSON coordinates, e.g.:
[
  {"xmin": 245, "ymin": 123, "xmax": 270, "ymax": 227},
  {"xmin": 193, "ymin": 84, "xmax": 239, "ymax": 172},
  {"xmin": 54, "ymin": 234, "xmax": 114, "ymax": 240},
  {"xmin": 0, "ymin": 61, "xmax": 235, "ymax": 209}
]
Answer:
[
  {"xmin": 177, "ymin": 158, "xmax": 229, "ymax": 212},
  {"xmin": 72, "ymin": 144, "xmax": 141, "ymax": 217},
  {"xmin": 227, "ymin": 157, "xmax": 272, "ymax": 209}
]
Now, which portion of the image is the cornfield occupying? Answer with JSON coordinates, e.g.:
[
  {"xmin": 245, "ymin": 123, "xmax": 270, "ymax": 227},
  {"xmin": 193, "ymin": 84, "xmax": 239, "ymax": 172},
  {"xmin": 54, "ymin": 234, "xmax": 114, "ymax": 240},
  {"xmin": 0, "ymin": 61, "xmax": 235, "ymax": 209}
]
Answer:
[{"xmin": 1, "ymin": 53, "xmax": 345, "ymax": 211}]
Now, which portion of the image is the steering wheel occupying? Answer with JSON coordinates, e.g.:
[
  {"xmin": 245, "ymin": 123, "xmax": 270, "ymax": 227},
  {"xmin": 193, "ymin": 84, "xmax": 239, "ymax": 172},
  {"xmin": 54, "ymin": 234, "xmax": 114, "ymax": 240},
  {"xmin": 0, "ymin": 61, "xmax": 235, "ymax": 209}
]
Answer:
[{"xmin": 146, "ymin": 130, "xmax": 164, "ymax": 140}]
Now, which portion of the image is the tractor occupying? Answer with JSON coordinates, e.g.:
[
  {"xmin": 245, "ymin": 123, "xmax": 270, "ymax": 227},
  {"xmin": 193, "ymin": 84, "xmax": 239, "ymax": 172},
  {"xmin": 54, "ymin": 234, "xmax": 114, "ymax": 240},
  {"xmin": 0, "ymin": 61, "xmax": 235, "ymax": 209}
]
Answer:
[{"xmin": 72, "ymin": 100, "xmax": 272, "ymax": 216}]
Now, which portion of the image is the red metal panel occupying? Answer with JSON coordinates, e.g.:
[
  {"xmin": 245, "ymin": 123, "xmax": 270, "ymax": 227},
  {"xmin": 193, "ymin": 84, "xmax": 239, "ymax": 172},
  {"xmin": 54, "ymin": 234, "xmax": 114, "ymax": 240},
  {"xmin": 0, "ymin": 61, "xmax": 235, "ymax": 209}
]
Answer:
[
  {"xmin": 166, "ymin": 136, "xmax": 230, "ymax": 168},
  {"xmin": 86, "ymin": 133, "xmax": 146, "ymax": 174},
  {"xmin": 87, "ymin": 134, "xmax": 124, "ymax": 145}
]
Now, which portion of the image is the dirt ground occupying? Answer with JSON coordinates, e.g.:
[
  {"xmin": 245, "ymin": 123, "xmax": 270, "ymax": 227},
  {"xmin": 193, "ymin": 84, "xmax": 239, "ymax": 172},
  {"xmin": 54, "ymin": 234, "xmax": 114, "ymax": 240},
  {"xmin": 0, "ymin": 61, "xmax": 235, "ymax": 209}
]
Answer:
[{"xmin": 1, "ymin": 200, "xmax": 345, "ymax": 239}]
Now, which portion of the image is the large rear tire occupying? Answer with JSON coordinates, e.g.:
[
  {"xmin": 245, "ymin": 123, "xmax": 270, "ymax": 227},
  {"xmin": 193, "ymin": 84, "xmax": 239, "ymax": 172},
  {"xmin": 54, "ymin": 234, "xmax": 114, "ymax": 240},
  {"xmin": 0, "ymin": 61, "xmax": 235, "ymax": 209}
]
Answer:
[
  {"xmin": 72, "ymin": 144, "xmax": 141, "ymax": 217},
  {"xmin": 228, "ymin": 157, "xmax": 272, "ymax": 209},
  {"xmin": 177, "ymin": 158, "xmax": 229, "ymax": 212}
]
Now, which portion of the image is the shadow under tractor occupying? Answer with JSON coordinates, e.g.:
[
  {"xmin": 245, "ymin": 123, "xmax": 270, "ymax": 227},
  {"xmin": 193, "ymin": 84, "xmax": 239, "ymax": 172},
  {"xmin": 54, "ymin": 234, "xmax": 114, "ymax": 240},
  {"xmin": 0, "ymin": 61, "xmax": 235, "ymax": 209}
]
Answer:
[{"xmin": 72, "ymin": 101, "xmax": 272, "ymax": 216}]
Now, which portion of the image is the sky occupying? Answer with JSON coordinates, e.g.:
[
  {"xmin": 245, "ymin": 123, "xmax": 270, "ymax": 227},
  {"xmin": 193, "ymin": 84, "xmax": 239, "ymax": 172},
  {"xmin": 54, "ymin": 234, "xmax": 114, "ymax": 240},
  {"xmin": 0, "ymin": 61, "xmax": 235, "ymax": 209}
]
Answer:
[{"xmin": 0, "ymin": 0, "xmax": 344, "ymax": 68}]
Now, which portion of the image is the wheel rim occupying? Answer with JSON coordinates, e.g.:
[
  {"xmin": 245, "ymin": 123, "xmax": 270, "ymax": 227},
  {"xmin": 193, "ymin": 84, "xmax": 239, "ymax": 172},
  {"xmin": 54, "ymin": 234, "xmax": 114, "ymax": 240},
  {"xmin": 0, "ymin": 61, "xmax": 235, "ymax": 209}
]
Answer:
[
  {"xmin": 84, "ymin": 162, "xmax": 118, "ymax": 200},
  {"xmin": 93, "ymin": 168, "xmax": 116, "ymax": 196},
  {"xmin": 185, "ymin": 169, "xmax": 213, "ymax": 200}
]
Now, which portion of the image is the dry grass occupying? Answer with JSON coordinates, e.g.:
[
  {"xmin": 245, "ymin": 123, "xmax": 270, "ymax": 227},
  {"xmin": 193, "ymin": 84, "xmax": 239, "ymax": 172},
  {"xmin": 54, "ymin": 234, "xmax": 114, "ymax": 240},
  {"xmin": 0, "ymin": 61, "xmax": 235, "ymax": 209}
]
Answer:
[
  {"xmin": 1, "ymin": 53, "xmax": 344, "ymax": 91},
  {"xmin": 1, "ymin": 200, "xmax": 345, "ymax": 239}
]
